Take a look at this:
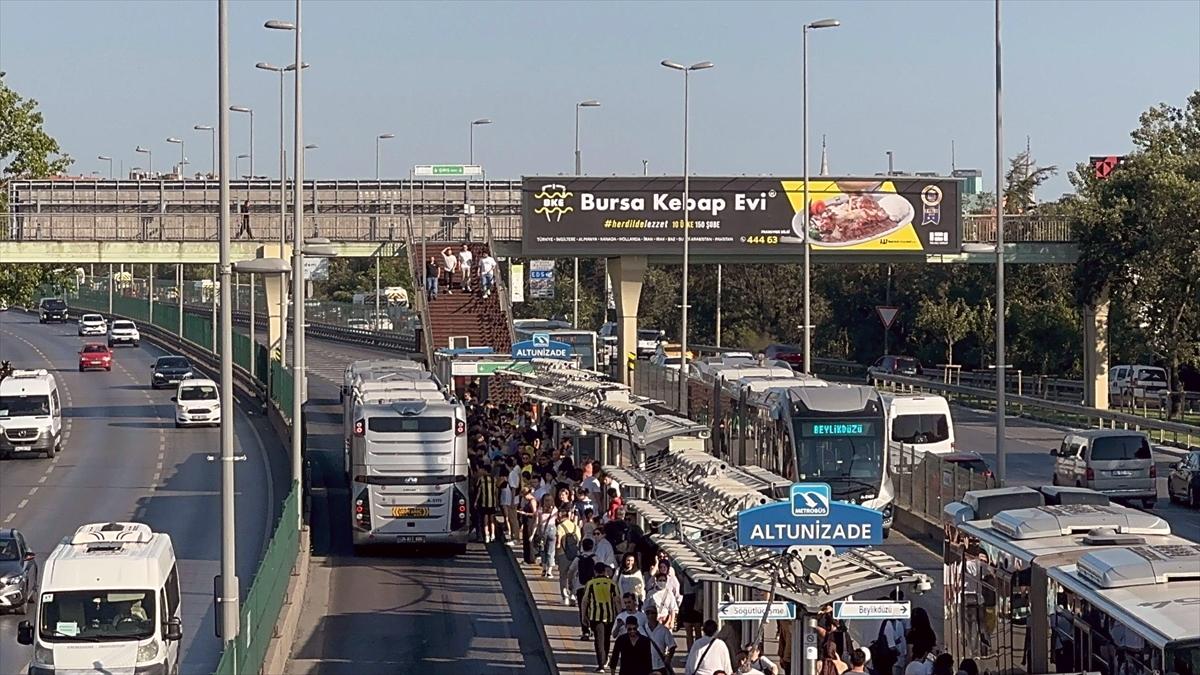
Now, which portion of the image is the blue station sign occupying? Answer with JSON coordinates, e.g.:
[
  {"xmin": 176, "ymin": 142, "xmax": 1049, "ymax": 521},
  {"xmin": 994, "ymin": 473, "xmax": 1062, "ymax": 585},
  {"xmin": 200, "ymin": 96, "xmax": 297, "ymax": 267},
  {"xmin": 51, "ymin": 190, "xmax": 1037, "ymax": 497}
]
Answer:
[
  {"xmin": 511, "ymin": 332, "xmax": 573, "ymax": 361},
  {"xmin": 737, "ymin": 483, "xmax": 884, "ymax": 548}
]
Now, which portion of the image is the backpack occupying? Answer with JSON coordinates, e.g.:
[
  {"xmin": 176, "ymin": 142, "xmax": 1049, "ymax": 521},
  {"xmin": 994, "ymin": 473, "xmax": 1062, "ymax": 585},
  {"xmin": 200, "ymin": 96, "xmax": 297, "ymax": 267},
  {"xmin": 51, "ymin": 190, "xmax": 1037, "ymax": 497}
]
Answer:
[
  {"xmin": 577, "ymin": 553, "xmax": 596, "ymax": 586},
  {"xmin": 563, "ymin": 527, "xmax": 580, "ymax": 561}
]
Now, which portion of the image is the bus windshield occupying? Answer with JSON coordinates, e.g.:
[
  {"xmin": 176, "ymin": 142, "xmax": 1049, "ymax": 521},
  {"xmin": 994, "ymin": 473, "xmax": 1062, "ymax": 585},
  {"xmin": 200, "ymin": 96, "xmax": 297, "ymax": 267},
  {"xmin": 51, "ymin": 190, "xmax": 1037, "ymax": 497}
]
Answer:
[
  {"xmin": 792, "ymin": 419, "xmax": 883, "ymax": 483},
  {"xmin": 39, "ymin": 590, "xmax": 156, "ymax": 642}
]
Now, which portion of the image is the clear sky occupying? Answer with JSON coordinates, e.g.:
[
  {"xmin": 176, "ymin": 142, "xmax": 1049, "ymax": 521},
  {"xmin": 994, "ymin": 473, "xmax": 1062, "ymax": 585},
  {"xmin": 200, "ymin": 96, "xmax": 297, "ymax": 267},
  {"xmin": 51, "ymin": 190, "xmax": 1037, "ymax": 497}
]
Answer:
[{"xmin": 1, "ymin": 0, "xmax": 1197, "ymax": 197}]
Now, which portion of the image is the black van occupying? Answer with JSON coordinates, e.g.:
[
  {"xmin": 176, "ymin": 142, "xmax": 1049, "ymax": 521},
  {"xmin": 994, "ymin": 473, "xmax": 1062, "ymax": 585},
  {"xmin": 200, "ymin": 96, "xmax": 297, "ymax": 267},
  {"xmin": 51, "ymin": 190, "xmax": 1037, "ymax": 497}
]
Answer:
[{"xmin": 38, "ymin": 298, "xmax": 68, "ymax": 323}]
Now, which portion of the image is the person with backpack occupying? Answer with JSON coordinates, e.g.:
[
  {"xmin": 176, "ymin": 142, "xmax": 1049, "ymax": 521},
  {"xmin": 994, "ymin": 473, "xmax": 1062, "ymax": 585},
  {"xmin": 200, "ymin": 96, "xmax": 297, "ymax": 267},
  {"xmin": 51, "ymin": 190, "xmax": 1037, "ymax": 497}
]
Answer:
[
  {"xmin": 557, "ymin": 507, "xmax": 582, "ymax": 605},
  {"xmin": 570, "ymin": 537, "xmax": 599, "ymax": 639},
  {"xmin": 583, "ymin": 563, "xmax": 621, "ymax": 671}
]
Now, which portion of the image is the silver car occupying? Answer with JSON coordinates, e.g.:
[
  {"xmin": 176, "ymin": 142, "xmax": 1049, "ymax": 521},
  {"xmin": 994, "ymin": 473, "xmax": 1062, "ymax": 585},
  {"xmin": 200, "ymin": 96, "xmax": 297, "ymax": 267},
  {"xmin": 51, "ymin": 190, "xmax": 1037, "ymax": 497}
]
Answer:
[
  {"xmin": 0, "ymin": 529, "xmax": 37, "ymax": 616},
  {"xmin": 1052, "ymin": 429, "xmax": 1156, "ymax": 507}
]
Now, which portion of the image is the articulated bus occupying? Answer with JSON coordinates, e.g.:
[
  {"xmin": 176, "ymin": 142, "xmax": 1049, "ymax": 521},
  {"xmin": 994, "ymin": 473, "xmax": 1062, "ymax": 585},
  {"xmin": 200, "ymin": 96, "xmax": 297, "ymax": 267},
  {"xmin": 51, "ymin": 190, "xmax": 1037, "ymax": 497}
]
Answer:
[
  {"xmin": 943, "ymin": 485, "xmax": 1200, "ymax": 675},
  {"xmin": 344, "ymin": 361, "xmax": 469, "ymax": 553}
]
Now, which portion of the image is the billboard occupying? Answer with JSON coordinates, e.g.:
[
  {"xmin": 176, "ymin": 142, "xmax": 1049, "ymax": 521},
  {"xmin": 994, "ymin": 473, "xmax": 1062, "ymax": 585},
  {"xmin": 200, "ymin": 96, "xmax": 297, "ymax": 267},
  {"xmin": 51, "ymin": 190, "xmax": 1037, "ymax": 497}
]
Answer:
[
  {"xmin": 528, "ymin": 259, "xmax": 556, "ymax": 299},
  {"xmin": 522, "ymin": 176, "xmax": 961, "ymax": 256}
]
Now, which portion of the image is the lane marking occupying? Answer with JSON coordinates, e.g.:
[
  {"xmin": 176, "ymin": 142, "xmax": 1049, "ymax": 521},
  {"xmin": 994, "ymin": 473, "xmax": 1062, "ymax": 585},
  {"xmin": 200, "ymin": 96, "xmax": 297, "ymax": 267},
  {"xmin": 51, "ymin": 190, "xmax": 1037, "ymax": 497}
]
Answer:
[
  {"xmin": 17, "ymin": 499, "xmax": 28, "ymax": 510},
  {"xmin": 38, "ymin": 476, "xmax": 47, "ymax": 484},
  {"xmin": 2, "ymin": 514, "xmax": 13, "ymax": 524},
  {"xmin": 27, "ymin": 487, "xmax": 38, "ymax": 496}
]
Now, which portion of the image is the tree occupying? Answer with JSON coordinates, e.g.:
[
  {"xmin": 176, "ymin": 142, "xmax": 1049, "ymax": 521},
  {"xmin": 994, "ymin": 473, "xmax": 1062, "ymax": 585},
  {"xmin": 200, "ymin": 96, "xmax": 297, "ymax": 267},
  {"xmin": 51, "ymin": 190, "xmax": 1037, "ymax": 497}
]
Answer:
[
  {"xmin": 916, "ymin": 296, "xmax": 971, "ymax": 366},
  {"xmin": 1068, "ymin": 90, "xmax": 1200, "ymax": 416},
  {"xmin": 1004, "ymin": 150, "xmax": 1057, "ymax": 214},
  {"xmin": 1, "ymin": 74, "xmax": 72, "ymax": 211}
]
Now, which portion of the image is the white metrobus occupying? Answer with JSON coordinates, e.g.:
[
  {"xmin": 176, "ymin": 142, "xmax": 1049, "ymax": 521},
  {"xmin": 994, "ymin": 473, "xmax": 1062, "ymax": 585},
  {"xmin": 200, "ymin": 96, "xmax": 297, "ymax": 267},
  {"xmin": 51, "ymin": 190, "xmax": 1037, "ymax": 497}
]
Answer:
[{"xmin": 345, "ymin": 362, "xmax": 469, "ymax": 553}]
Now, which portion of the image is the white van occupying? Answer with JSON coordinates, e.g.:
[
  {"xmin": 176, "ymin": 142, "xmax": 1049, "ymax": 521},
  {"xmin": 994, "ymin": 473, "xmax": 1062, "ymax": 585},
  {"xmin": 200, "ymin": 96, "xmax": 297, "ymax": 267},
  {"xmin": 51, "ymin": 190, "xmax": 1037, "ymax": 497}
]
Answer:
[
  {"xmin": 17, "ymin": 522, "xmax": 183, "ymax": 675},
  {"xmin": 1109, "ymin": 364, "xmax": 1169, "ymax": 407},
  {"xmin": 882, "ymin": 393, "xmax": 955, "ymax": 456},
  {"xmin": 0, "ymin": 370, "xmax": 63, "ymax": 459}
]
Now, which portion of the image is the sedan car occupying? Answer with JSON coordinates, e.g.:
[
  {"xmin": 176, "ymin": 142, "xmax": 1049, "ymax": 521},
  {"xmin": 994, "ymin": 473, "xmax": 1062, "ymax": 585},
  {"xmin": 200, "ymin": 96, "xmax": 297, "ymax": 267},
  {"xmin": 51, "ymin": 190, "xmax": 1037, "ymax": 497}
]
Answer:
[
  {"xmin": 0, "ymin": 529, "xmax": 38, "ymax": 616},
  {"xmin": 151, "ymin": 355, "xmax": 194, "ymax": 389},
  {"xmin": 78, "ymin": 343, "xmax": 113, "ymax": 372},
  {"xmin": 867, "ymin": 355, "xmax": 924, "ymax": 383},
  {"xmin": 108, "ymin": 319, "xmax": 140, "ymax": 347},
  {"xmin": 1167, "ymin": 449, "xmax": 1200, "ymax": 508},
  {"xmin": 173, "ymin": 378, "xmax": 220, "ymax": 427},
  {"xmin": 77, "ymin": 313, "xmax": 108, "ymax": 336}
]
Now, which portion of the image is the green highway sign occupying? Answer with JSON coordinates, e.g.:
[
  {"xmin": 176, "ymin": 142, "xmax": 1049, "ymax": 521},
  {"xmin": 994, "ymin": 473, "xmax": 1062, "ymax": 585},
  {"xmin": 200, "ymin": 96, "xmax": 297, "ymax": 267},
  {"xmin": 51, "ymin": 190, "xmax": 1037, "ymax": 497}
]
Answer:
[{"xmin": 414, "ymin": 164, "xmax": 483, "ymax": 177}]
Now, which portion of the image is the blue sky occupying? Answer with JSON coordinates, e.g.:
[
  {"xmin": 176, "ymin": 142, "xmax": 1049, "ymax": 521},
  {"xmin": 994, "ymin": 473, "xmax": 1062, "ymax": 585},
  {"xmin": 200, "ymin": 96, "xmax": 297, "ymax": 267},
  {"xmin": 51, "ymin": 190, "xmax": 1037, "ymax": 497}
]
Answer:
[{"xmin": 2, "ymin": 0, "xmax": 1196, "ymax": 197}]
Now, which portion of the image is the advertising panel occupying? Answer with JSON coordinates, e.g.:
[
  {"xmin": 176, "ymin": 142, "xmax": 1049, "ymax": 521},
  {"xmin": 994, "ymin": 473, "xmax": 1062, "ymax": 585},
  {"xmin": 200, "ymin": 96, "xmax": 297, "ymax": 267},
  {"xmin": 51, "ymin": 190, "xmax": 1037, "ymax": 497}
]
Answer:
[
  {"xmin": 528, "ymin": 259, "xmax": 556, "ymax": 299},
  {"xmin": 523, "ymin": 176, "xmax": 961, "ymax": 256}
]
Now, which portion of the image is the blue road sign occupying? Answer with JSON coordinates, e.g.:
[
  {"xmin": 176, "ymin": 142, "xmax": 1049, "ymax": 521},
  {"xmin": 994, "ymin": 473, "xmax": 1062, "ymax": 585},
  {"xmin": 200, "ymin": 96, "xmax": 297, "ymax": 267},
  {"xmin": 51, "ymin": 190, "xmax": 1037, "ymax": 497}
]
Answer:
[
  {"xmin": 512, "ymin": 332, "xmax": 573, "ymax": 360},
  {"xmin": 737, "ymin": 483, "xmax": 884, "ymax": 548}
]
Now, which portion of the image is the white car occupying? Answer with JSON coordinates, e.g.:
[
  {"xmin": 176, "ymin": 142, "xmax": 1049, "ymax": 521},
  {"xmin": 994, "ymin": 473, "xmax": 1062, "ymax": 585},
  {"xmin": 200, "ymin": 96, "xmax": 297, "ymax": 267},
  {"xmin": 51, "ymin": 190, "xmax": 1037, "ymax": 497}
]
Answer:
[
  {"xmin": 173, "ymin": 378, "xmax": 220, "ymax": 428},
  {"xmin": 347, "ymin": 318, "xmax": 371, "ymax": 331},
  {"xmin": 108, "ymin": 320, "xmax": 140, "ymax": 347},
  {"xmin": 78, "ymin": 313, "xmax": 108, "ymax": 336}
]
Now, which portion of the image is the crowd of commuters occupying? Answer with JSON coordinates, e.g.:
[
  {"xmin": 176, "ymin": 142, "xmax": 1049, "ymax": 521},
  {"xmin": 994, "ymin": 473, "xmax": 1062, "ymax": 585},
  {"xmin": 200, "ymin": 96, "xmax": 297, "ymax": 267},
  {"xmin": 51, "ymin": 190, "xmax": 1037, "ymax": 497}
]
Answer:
[
  {"xmin": 460, "ymin": 388, "xmax": 966, "ymax": 675},
  {"xmin": 425, "ymin": 243, "xmax": 498, "ymax": 300}
]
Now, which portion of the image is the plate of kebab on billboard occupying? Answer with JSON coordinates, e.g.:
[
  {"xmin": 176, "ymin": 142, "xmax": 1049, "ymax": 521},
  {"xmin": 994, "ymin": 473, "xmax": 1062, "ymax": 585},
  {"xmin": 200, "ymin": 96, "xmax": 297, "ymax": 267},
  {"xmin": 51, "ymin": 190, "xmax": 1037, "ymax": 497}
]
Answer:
[{"xmin": 798, "ymin": 180, "xmax": 916, "ymax": 246}]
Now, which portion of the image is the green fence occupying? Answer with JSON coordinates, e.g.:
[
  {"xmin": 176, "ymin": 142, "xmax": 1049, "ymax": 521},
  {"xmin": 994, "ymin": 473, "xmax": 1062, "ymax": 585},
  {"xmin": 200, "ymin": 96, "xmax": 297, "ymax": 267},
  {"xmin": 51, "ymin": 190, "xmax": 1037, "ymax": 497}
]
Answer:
[{"xmin": 213, "ymin": 484, "xmax": 300, "ymax": 675}]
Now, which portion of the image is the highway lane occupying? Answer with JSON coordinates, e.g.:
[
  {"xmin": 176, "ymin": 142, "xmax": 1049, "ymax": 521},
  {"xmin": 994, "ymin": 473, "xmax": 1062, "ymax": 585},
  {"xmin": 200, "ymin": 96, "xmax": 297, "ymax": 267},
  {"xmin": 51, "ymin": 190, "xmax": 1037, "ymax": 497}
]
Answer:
[
  {"xmin": 0, "ymin": 310, "xmax": 287, "ymax": 675},
  {"xmin": 282, "ymin": 337, "xmax": 554, "ymax": 674}
]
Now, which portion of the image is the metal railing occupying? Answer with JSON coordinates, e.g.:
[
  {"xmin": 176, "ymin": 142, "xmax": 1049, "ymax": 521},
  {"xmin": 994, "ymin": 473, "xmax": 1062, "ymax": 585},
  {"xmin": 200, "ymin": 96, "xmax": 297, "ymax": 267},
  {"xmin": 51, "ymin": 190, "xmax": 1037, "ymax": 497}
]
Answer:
[
  {"xmin": 891, "ymin": 444, "xmax": 997, "ymax": 525},
  {"xmin": 4, "ymin": 210, "xmax": 1079, "ymax": 244}
]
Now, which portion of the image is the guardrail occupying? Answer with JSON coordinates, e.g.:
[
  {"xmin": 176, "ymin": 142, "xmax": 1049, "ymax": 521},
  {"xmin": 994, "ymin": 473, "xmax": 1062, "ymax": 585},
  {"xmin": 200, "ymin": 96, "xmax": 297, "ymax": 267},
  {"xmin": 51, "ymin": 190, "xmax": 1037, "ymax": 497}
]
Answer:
[
  {"xmin": 873, "ymin": 372, "xmax": 1200, "ymax": 451},
  {"xmin": 891, "ymin": 444, "xmax": 997, "ymax": 526},
  {"xmin": 175, "ymin": 301, "xmax": 420, "ymax": 353},
  {"xmin": 68, "ymin": 288, "xmax": 302, "ymax": 675}
]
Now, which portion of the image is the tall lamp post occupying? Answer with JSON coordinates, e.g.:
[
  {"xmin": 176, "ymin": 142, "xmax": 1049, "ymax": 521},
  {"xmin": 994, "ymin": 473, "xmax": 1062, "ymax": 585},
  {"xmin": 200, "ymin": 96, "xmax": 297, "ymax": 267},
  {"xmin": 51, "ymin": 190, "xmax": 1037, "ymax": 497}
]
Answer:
[
  {"xmin": 376, "ymin": 133, "xmax": 395, "ymax": 180},
  {"xmin": 994, "ymin": 0, "xmax": 1007, "ymax": 483},
  {"xmin": 230, "ymin": 106, "xmax": 254, "ymax": 178},
  {"xmin": 801, "ymin": 18, "xmax": 840, "ymax": 375},
  {"xmin": 573, "ymin": 100, "xmax": 601, "ymax": 328},
  {"xmin": 194, "ymin": 125, "xmax": 216, "ymax": 177},
  {"xmin": 166, "ymin": 137, "xmax": 185, "ymax": 175},
  {"xmin": 98, "ymin": 155, "xmax": 113, "ymax": 179},
  {"xmin": 468, "ymin": 118, "xmax": 491, "ymax": 240},
  {"xmin": 235, "ymin": 154, "xmax": 249, "ymax": 179},
  {"xmin": 135, "ymin": 146, "xmax": 153, "ymax": 175},
  {"xmin": 661, "ymin": 59, "xmax": 714, "ymax": 417}
]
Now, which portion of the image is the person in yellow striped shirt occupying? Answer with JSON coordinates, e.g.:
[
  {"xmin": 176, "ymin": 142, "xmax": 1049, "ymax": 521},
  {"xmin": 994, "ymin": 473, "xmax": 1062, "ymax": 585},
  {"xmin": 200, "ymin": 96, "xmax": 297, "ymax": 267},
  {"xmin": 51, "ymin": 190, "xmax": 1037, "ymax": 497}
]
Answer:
[{"xmin": 582, "ymin": 563, "xmax": 620, "ymax": 672}]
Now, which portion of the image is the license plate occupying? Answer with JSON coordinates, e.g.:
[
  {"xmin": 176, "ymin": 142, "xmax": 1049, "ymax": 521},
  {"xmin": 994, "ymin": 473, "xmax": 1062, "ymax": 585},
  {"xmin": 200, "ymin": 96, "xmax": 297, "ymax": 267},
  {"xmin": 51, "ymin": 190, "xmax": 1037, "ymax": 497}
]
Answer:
[
  {"xmin": 1112, "ymin": 470, "xmax": 1133, "ymax": 477},
  {"xmin": 391, "ymin": 506, "xmax": 430, "ymax": 518},
  {"xmin": 396, "ymin": 535, "xmax": 426, "ymax": 543}
]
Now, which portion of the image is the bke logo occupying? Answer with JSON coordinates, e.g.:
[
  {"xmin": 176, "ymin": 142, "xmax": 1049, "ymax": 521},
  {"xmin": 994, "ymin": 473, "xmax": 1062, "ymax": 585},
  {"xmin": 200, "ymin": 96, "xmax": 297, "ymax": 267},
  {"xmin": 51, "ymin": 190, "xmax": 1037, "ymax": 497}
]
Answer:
[
  {"xmin": 533, "ymin": 183, "xmax": 573, "ymax": 222},
  {"xmin": 790, "ymin": 483, "xmax": 831, "ymax": 517},
  {"xmin": 532, "ymin": 333, "xmax": 550, "ymax": 347}
]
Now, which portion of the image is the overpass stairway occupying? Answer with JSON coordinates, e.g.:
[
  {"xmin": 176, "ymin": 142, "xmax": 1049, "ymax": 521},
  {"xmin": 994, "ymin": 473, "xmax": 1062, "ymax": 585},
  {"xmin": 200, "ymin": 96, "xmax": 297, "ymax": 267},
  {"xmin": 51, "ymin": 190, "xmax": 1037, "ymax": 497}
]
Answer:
[{"xmin": 409, "ymin": 242, "xmax": 513, "ymax": 358}]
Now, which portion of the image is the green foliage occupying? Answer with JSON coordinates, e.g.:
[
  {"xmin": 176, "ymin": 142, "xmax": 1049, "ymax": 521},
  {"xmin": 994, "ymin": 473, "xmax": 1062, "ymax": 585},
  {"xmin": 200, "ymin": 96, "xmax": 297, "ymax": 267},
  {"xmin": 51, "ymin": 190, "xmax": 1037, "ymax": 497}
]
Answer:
[
  {"xmin": 915, "ymin": 295, "xmax": 972, "ymax": 365},
  {"xmin": 313, "ymin": 256, "xmax": 412, "ymax": 303},
  {"xmin": 1004, "ymin": 150, "xmax": 1057, "ymax": 214},
  {"xmin": 0, "ymin": 74, "xmax": 72, "ymax": 211}
]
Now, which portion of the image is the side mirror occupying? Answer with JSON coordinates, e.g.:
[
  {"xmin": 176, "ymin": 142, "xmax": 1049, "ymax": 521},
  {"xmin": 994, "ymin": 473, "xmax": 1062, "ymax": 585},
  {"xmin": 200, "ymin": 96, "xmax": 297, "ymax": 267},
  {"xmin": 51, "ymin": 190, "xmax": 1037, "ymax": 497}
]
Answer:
[
  {"xmin": 170, "ymin": 397, "xmax": 177, "ymax": 402},
  {"xmin": 164, "ymin": 617, "xmax": 183, "ymax": 642},
  {"xmin": 1050, "ymin": 448, "xmax": 1059, "ymax": 456},
  {"xmin": 17, "ymin": 621, "xmax": 33, "ymax": 645}
]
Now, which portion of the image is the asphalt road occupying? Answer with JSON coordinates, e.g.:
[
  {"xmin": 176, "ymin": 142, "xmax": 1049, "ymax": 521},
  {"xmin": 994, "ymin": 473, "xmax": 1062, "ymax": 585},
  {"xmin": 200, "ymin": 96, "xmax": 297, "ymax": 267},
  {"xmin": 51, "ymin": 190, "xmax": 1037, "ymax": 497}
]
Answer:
[
  {"xmin": 281, "ymin": 337, "xmax": 554, "ymax": 674},
  {"xmin": 0, "ymin": 310, "xmax": 287, "ymax": 675}
]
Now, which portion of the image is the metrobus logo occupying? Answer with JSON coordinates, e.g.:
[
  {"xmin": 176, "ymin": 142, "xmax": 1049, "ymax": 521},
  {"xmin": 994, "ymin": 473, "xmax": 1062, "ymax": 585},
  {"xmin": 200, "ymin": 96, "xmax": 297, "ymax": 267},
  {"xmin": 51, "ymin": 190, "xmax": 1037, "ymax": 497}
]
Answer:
[{"xmin": 790, "ymin": 483, "xmax": 831, "ymax": 517}]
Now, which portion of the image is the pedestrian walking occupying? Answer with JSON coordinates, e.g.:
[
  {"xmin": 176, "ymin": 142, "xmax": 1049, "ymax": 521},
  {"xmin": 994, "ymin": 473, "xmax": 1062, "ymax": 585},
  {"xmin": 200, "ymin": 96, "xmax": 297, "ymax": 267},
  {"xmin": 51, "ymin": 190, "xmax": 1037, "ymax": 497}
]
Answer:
[
  {"xmin": 517, "ymin": 485, "xmax": 539, "ymax": 564},
  {"xmin": 746, "ymin": 643, "xmax": 780, "ymax": 675},
  {"xmin": 643, "ymin": 607, "xmax": 677, "ymax": 675},
  {"xmin": 686, "ymin": 619, "xmax": 733, "ymax": 675},
  {"xmin": 615, "ymin": 552, "xmax": 646, "ymax": 605},
  {"xmin": 473, "ymin": 464, "xmax": 497, "ymax": 542},
  {"xmin": 557, "ymin": 508, "xmax": 582, "ymax": 604},
  {"xmin": 440, "ymin": 246, "xmax": 458, "ymax": 294},
  {"xmin": 570, "ymin": 537, "xmax": 598, "ymax": 638},
  {"xmin": 583, "ymin": 563, "xmax": 620, "ymax": 672},
  {"xmin": 237, "ymin": 199, "xmax": 253, "ymax": 238},
  {"xmin": 538, "ymin": 493, "xmax": 558, "ymax": 577},
  {"xmin": 479, "ymin": 248, "xmax": 498, "ymax": 297},
  {"xmin": 614, "ymin": 592, "xmax": 648, "ymax": 639},
  {"xmin": 609, "ymin": 615, "xmax": 654, "ymax": 675},
  {"xmin": 457, "ymin": 242, "xmax": 474, "ymax": 292},
  {"xmin": 821, "ymin": 641, "xmax": 848, "ymax": 675},
  {"xmin": 425, "ymin": 256, "xmax": 440, "ymax": 300},
  {"xmin": 644, "ymin": 571, "xmax": 679, "ymax": 631}
]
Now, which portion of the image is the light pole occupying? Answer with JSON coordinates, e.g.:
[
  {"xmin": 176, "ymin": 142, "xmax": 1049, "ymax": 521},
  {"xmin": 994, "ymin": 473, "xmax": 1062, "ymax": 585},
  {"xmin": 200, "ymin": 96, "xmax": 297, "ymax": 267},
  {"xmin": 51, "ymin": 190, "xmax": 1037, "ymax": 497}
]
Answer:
[
  {"xmin": 230, "ymin": 106, "xmax": 254, "ymax": 178},
  {"xmin": 573, "ymin": 100, "xmax": 600, "ymax": 328},
  {"xmin": 661, "ymin": 59, "xmax": 714, "ymax": 417},
  {"xmin": 801, "ymin": 18, "xmax": 840, "ymax": 375},
  {"xmin": 994, "ymin": 0, "xmax": 1007, "ymax": 483},
  {"xmin": 135, "ymin": 146, "xmax": 153, "ymax": 175},
  {"xmin": 886, "ymin": 150, "xmax": 894, "ymax": 174},
  {"xmin": 215, "ymin": 0, "xmax": 239, "ymax": 645},
  {"xmin": 194, "ymin": 125, "xmax": 215, "ymax": 177},
  {"xmin": 166, "ymin": 137, "xmax": 184, "ymax": 175},
  {"xmin": 98, "ymin": 155, "xmax": 113, "ymax": 179},
  {"xmin": 376, "ymin": 133, "xmax": 395, "ymax": 180},
  {"xmin": 235, "ymin": 154, "xmax": 249, "ymax": 178},
  {"xmin": 266, "ymin": 7, "xmax": 306, "ymax": 531},
  {"xmin": 468, "ymin": 118, "xmax": 491, "ymax": 240}
]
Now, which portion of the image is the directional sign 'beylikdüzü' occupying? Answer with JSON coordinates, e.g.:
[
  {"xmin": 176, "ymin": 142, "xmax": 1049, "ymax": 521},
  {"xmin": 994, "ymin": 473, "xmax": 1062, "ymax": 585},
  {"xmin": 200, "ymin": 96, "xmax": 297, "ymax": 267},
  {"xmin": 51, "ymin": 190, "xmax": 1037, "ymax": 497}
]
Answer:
[{"xmin": 737, "ymin": 483, "xmax": 884, "ymax": 548}]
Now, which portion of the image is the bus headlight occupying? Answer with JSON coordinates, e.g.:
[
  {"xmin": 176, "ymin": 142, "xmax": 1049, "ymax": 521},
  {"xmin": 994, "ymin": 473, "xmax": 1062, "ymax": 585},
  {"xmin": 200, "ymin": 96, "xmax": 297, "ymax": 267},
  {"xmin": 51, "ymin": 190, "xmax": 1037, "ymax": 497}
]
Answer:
[
  {"xmin": 34, "ymin": 644, "xmax": 54, "ymax": 667},
  {"xmin": 137, "ymin": 639, "xmax": 160, "ymax": 663}
]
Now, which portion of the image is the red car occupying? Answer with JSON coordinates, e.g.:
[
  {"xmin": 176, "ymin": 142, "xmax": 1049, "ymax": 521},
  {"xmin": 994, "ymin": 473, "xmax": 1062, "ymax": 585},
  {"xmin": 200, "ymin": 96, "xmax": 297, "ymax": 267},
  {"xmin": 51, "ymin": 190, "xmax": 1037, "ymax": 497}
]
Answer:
[{"xmin": 78, "ymin": 343, "xmax": 113, "ymax": 372}]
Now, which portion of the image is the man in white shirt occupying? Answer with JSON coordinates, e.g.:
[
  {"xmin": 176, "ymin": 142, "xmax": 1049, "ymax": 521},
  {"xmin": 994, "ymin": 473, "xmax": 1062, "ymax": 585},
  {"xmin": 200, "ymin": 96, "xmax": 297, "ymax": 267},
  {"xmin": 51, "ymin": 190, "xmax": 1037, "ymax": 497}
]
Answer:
[
  {"xmin": 457, "ymin": 243, "xmax": 474, "ymax": 292},
  {"xmin": 592, "ymin": 529, "xmax": 617, "ymax": 570},
  {"xmin": 613, "ymin": 593, "xmax": 648, "ymax": 639},
  {"xmin": 686, "ymin": 620, "xmax": 733, "ymax": 675},
  {"xmin": 643, "ymin": 608, "xmax": 677, "ymax": 674},
  {"xmin": 478, "ymin": 250, "xmax": 498, "ymax": 297}
]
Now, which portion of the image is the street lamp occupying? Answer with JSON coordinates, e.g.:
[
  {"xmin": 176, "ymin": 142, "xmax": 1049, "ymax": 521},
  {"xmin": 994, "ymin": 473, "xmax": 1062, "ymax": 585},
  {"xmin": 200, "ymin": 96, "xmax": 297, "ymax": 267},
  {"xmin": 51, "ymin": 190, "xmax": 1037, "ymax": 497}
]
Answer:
[
  {"xmin": 661, "ymin": 59, "xmax": 714, "ymax": 417},
  {"xmin": 98, "ymin": 155, "xmax": 113, "ymax": 179},
  {"xmin": 166, "ymin": 137, "xmax": 185, "ymax": 175},
  {"xmin": 194, "ymin": 125, "xmax": 216, "ymax": 177},
  {"xmin": 376, "ymin": 133, "xmax": 395, "ymax": 180},
  {"xmin": 266, "ymin": 6, "xmax": 306, "ymax": 532},
  {"xmin": 304, "ymin": 143, "xmax": 318, "ymax": 151},
  {"xmin": 235, "ymin": 154, "xmax": 249, "ymax": 178},
  {"xmin": 801, "ymin": 17, "xmax": 840, "ymax": 375},
  {"xmin": 994, "ymin": 0, "xmax": 1007, "ymax": 482},
  {"xmin": 135, "ymin": 146, "xmax": 153, "ymax": 175},
  {"xmin": 469, "ymin": 118, "xmax": 491, "ymax": 165},
  {"xmin": 572, "ymin": 100, "xmax": 601, "ymax": 328},
  {"xmin": 230, "ymin": 106, "xmax": 254, "ymax": 178}
]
